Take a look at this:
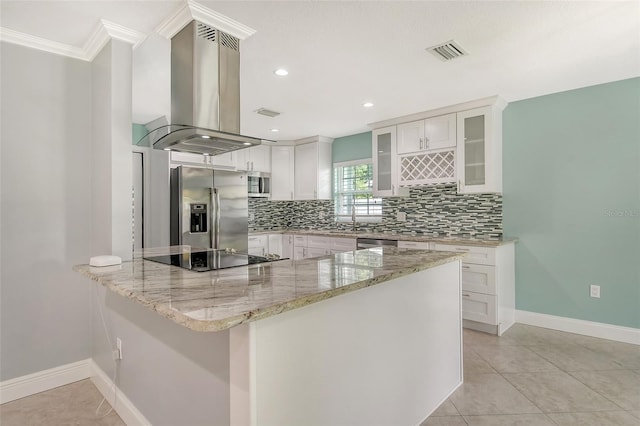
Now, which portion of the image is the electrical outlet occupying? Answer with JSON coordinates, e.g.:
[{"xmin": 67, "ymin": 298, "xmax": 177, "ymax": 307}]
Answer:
[
  {"xmin": 397, "ymin": 211, "xmax": 406, "ymax": 222},
  {"xmin": 590, "ymin": 285, "xmax": 600, "ymax": 299},
  {"xmin": 319, "ymin": 211, "xmax": 324, "ymax": 219},
  {"xmin": 116, "ymin": 337, "xmax": 123, "ymax": 360}
]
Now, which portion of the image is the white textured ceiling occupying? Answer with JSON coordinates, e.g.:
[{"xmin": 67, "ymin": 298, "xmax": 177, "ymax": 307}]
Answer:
[{"xmin": 2, "ymin": 1, "xmax": 639, "ymax": 140}]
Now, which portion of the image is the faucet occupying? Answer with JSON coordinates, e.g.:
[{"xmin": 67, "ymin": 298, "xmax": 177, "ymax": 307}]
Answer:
[{"xmin": 351, "ymin": 204, "xmax": 357, "ymax": 232}]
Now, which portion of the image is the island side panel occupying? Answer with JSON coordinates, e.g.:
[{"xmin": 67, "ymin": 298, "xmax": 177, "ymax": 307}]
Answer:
[
  {"xmin": 91, "ymin": 284, "xmax": 232, "ymax": 426},
  {"xmin": 231, "ymin": 260, "xmax": 462, "ymax": 426}
]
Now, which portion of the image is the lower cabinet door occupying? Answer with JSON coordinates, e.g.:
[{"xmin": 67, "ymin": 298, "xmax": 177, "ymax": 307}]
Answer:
[
  {"xmin": 307, "ymin": 247, "xmax": 329, "ymax": 258},
  {"xmin": 461, "ymin": 264, "xmax": 497, "ymax": 295},
  {"xmin": 294, "ymin": 246, "xmax": 306, "ymax": 260},
  {"xmin": 462, "ymin": 291, "xmax": 497, "ymax": 325}
]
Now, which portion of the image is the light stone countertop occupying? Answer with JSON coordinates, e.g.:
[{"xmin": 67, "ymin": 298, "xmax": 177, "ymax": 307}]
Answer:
[
  {"xmin": 74, "ymin": 247, "xmax": 463, "ymax": 332},
  {"xmin": 251, "ymin": 229, "xmax": 516, "ymax": 247}
]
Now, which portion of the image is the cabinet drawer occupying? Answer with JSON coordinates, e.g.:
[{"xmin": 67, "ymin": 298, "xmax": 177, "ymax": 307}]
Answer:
[
  {"xmin": 398, "ymin": 241, "xmax": 432, "ymax": 250},
  {"xmin": 331, "ymin": 237, "xmax": 356, "ymax": 252},
  {"xmin": 248, "ymin": 235, "xmax": 268, "ymax": 248},
  {"xmin": 307, "ymin": 247, "xmax": 330, "ymax": 258},
  {"xmin": 293, "ymin": 235, "xmax": 308, "ymax": 247},
  {"xmin": 461, "ymin": 264, "xmax": 496, "ymax": 295},
  {"xmin": 307, "ymin": 235, "xmax": 332, "ymax": 249},
  {"xmin": 462, "ymin": 291, "xmax": 497, "ymax": 325},
  {"xmin": 433, "ymin": 244, "xmax": 495, "ymax": 265}
]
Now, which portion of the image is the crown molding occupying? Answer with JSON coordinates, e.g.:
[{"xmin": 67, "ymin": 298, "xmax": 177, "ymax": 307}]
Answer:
[
  {"xmin": 0, "ymin": 27, "xmax": 87, "ymax": 60},
  {"xmin": 84, "ymin": 19, "xmax": 147, "ymax": 61},
  {"xmin": 0, "ymin": 20, "xmax": 146, "ymax": 62},
  {"xmin": 155, "ymin": 0, "xmax": 256, "ymax": 40}
]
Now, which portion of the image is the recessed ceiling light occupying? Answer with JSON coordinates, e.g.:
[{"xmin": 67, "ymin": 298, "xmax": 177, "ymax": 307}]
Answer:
[
  {"xmin": 271, "ymin": 129, "xmax": 279, "ymax": 132},
  {"xmin": 274, "ymin": 68, "xmax": 288, "ymax": 76},
  {"xmin": 164, "ymin": 148, "xmax": 172, "ymax": 151},
  {"xmin": 363, "ymin": 102, "xmax": 374, "ymax": 108},
  {"xmin": 243, "ymin": 142, "xmax": 253, "ymax": 146},
  {"xmin": 201, "ymin": 135, "xmax": 211, "ymax": 139}
]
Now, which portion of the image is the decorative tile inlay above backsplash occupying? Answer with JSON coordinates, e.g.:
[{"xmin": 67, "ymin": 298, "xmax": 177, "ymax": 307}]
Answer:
[{"xmin": 249, "ymin": 183, "xmax": 502, "ymax": 238}]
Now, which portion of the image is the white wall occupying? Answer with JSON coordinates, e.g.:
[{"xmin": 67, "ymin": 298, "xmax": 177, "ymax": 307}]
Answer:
[{"xmin": 0, "ymin": 42, "xmax": 93, "ymax": 380}]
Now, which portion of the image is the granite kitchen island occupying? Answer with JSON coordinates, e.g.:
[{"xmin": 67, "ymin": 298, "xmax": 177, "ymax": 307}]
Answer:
[{"xmin": 75, "ymin": 247, "xmax": 464, "ymax": 426}]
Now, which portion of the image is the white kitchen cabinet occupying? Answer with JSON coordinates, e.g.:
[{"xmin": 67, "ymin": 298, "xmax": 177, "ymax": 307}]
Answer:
[
  {"xmin": 170, "ymin": 151, "xmax": 207, "ymax": 166},
  {"xmin": 268, "ymin": 234, "xmax": 283, "ymax": 257},
  {"xmin": 461, "ymin": 292, "xmax": 498, "ymax": 325},
  {"xmin": 398, "ymin": 241, "xmax": 432, "ymax": 250},
  {"xmin": 248, "ymin": 234, "xmax": 269, "ymax": 257},
  {"xmin": 271, "ymin": 145, "xmax": 295, "ymax": 201},
  {"xmin": 293, "ymin": 235, "xmax": 308, "ymax": 260},
  {"xmin": 396, "ymin": 114, "xmax": 456, "ymax": 155},
  {"xmin": 281, "ymin": 234, "xmax": 294, "ymax": 260},
  {"xmin": 209, "ymin": 151, "xmax": 236, "ymax": 169},
  {"xmin": 236, "ymin": 145, "xmax": 271, "ymax": 173},
  {"xmin": 294, "ymin": 136, "xmax": 332, "ymax": 200},
  {"xmin": 372, "ymin": 126, "xmax": 408, "ymax": 197},
  {"xmin": 170, "ymin": 151, "xmax": 236, "ymax": 170},
  {"xmin": 292, "ymin": 234, "xmax": 355, "ymax": 259},
  {"xmin": 456, "ymin": 105, "xmax": 503, "ymax": 194},
  {"xmin": 307, "ymin": 236, "xmax": 332, "ymax": 257},
  {"xmin": 293, "ymin": 246, "xmax": 306, "ymax": 261},
  {"xmin": 330, "ymin": 237, "xmax": 356, "ymax": 254},
  {"xmin": 432, "ymin": 242, "xmax": 514, "ymax": 336}
]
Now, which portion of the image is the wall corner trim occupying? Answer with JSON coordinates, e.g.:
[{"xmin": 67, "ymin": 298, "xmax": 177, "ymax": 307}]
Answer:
[
  {"xmin": 516, "ymin": 310, "xmax": 640, "ymax": 345},
  {"xmin": 0, "ymin": 359, "xmax": 92, "ymax": 404},
  {"xmin": 90, "ymin": 360, "xmax": 152, "ymax": 426}
]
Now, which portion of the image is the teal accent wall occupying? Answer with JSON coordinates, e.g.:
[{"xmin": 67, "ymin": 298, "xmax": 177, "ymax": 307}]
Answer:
[
  {"xmin": 332, "ymin": 131, "xmax": 372, "ymax": 163},
  {"xmin": 132, "ymin": 123, "xmax": 147, "ymax": 145},
  {"xmin": 503, "ymin": 77, "xmax": 640, "ymax": 328}
]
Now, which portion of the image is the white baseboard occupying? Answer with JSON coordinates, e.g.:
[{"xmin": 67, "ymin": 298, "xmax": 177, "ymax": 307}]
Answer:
[
  {"xmin": 0, "ymin": 359, "xmax": 91, "ymax": 404},
  {"xmin": 89, "ymin": 360, "xmax": 151, "ymax": 426},
  {"xmin": 516, "ymin": 310, "xmax": 640, "ymax": 345}
]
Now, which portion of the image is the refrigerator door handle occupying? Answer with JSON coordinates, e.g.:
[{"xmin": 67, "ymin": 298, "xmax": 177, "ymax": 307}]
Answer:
[{"xmin": 212, "ymin": 188, "xmax": 221, "ymax": 249}]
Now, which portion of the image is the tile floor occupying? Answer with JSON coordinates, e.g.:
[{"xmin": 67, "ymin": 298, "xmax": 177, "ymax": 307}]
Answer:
[
  {"xmin": 1, "ymin": 324, "xmax": 638, "ymax": 425},
  {"xmin": 422, "ymin": 324, "xmax": 640, "ymax": 425},
  {"xmin": 0, "ymin": 379, "xmax": 124, "ymax": 426}
]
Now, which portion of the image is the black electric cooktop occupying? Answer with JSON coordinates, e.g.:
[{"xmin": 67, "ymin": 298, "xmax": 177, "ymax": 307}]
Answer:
[{"xmin": 144, "ymin": 249, "xmax": 282, "ymax": 272}]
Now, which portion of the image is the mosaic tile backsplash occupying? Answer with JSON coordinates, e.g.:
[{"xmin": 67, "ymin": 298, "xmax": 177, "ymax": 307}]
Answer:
[{"xmin": 249, "ymin": 183, "xmax": 502, "ymax": 238}]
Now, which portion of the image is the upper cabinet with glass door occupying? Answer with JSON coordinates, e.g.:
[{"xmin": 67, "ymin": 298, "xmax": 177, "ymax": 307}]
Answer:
[
  {"xmin": 372, "ymin": 126, "xmax": 408, "ymax": 197},
  {"xmin": 456, "ymin": 103, "xmax": 504, "ymax": 194}
]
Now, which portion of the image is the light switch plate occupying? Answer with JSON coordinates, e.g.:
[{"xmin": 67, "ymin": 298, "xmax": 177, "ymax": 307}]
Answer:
[{"xmin": 397, "ymin": 211, "xmax": 407, "ymax": 222}]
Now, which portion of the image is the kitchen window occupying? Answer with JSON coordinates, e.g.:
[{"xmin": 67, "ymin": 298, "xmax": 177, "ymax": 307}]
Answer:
[{"xmin": 333, "ymin": 160, "xmax": 382, "ymax": 222}]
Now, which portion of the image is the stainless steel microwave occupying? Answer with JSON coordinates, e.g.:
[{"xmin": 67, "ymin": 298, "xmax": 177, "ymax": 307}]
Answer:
[{"xmin": 247, "ymin": 172, "xmax": 271, "ymax": 198}]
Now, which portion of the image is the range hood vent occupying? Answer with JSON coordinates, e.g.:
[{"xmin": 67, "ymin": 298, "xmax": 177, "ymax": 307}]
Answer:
[
  {"xmin": 427, "ymin": 40, "xmax": 467, "ymax": 61},
  {"xmin": 138, "ymin": 21, "xmax": 270, "ymax": 154}
]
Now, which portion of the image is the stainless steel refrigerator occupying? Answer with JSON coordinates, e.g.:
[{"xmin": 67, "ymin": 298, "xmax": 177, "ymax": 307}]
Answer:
[{"xmin": 170, "ymin": 165, "xmax": 248, "ymax": 253}]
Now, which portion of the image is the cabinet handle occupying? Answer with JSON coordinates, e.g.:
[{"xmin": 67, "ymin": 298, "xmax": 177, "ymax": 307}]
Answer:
[
  {"xmin": 251, "ymin": 161, "xmax": 254, "ymax": 171},
  {"xmin": 392, "ymin": 185, "xmax": 395, "ymax": 194},
  {"xmin": 455, "ymin": 248, "xmax": 470, "ymax": 252},
  {"xmin": 462, "ymin": 265, "xmax": 471, "ymax": 269},
  {"xmin": 462, "ymin": 293, "xmax": 471, "ymax": 297},
  {"xmin": 425, "ymin": 136, "xmax": 429, "ymax": 149},
  {"xmin": 290, "ymin": 191, "xmax": 293, "ymax": 200},
  {"xmin": 419, "ymin": 137, "xmax": 423, "ymax": 150},
  {"xmin": 314, "ymin": 190, "xmax": 317, "ymax": 198},
  {"xmin": 246, "ymin": 161, "xmax": 250, "ymax": 170}
]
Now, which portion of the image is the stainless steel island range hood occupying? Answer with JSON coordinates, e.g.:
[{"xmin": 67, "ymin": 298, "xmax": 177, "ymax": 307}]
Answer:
[{"xmin": 138, "ymin": 21, "xmax": 267, "ymax": 155}]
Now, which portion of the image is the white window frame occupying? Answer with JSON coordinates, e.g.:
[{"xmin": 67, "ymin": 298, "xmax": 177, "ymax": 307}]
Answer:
[{"xmin": 333, "ymin": 159, "xmax": 382, "ymax": 223}]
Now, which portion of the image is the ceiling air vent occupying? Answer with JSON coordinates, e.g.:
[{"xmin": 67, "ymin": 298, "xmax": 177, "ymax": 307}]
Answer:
[
  {"xmin": 427, "ymin": 40, "xmax": 467, "ymax": 61},
  {"xmin": 255, "ymin": 108, "xmax": 281, "ymax": 118}
]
